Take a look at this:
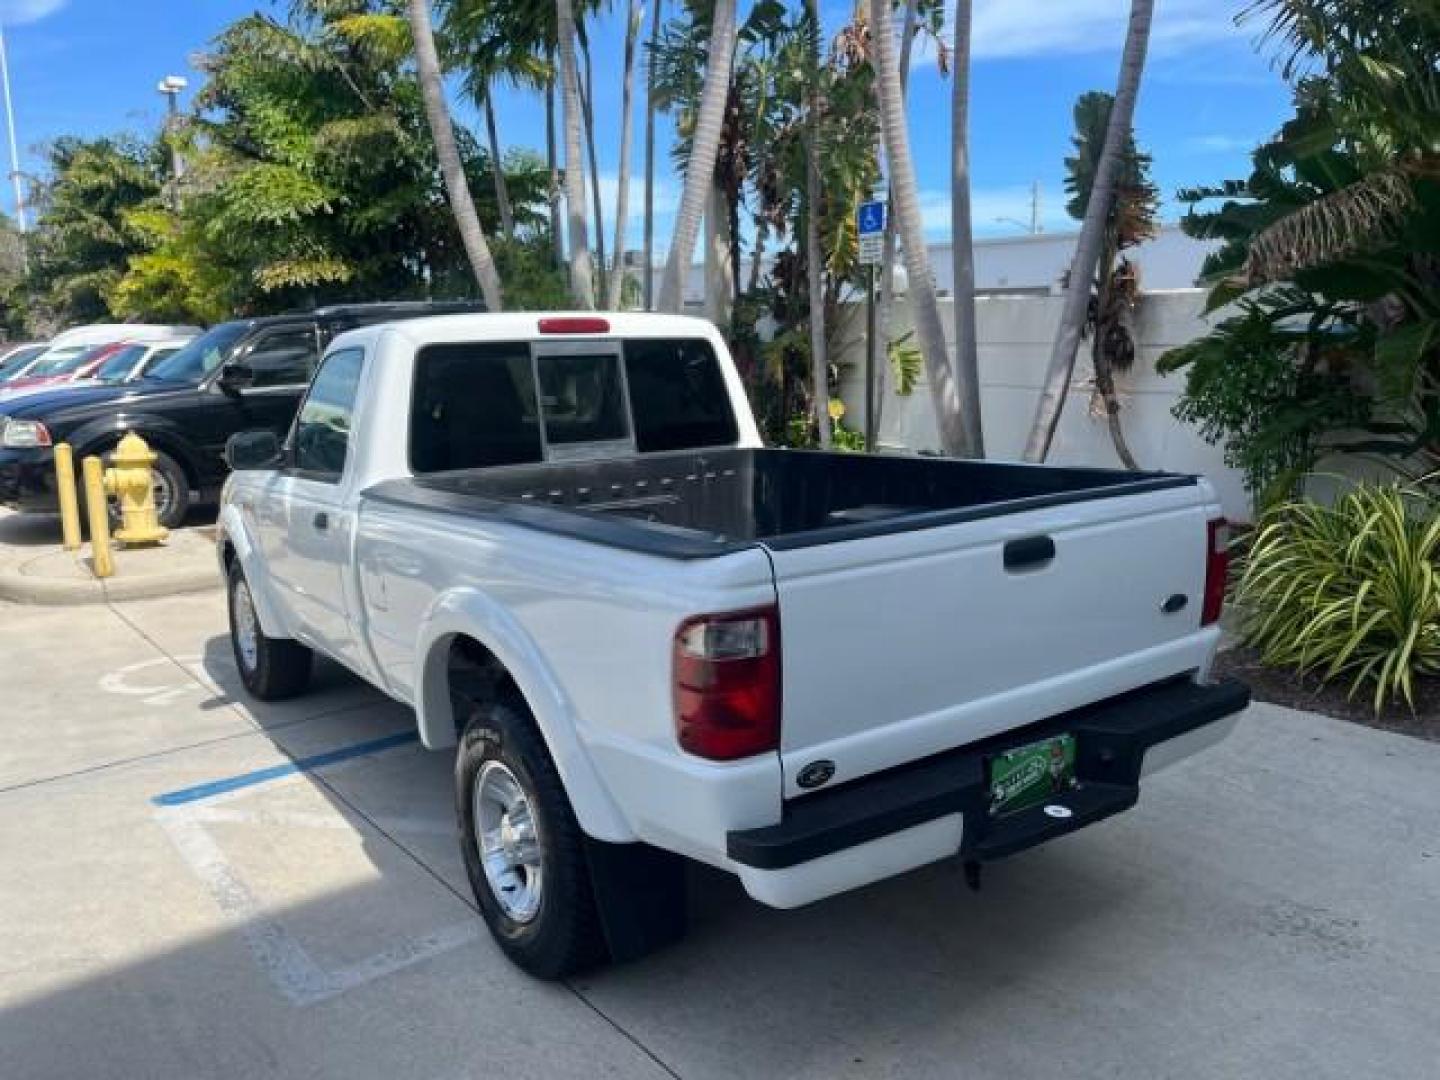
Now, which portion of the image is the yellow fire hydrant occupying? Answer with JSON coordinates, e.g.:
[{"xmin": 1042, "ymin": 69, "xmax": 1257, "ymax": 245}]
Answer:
[{"xmin": 102, "ymin": 432, "xmax": 169, "ymax": 546}]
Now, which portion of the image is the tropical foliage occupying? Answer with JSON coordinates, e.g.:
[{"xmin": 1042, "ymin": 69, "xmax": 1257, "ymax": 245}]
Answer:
[
  {"xmin": 1160, "ymin": 0, "xmax": 1440, "ymax": 500},
  {"xmin": 1235, "ymin": 480, "xmax": 1440, "ymax": 710},
  {"xmin": 1064, "ymin": 90, "xmax": 1160, "ymax": 469}
]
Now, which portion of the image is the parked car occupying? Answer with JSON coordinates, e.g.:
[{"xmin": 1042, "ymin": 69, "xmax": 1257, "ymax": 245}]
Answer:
[
  {"xmin": 0, "ymin": 342, "xmax": 130, "ymax": 394},
  {"xmin": 16, "ymin": 324, "xmax": 201, "ymax": 381},
  {"xmin": 218, "ymin": 312, "xmax": 1251, "ymax": 978},
  {"xmin": 0, "ymin": 342, "xmax": 47, "ymax": 382},
  {"xmin": 0, "ymin": 302, "xmax": 481, "ymax": 528},
  {"xmin": 89, "ymin": 337, "xmax": 196, "ymax": 384}
]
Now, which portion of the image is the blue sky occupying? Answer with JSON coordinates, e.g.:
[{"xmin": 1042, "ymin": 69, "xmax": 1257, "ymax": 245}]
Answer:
[{"xmin": 0, "ymin": 0, "xmax": 1294, "ymax": 250}]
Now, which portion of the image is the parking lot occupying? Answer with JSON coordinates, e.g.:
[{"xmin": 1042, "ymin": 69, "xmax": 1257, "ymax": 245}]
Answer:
[{"xmin": 2, "ymin": 584, "xmax": 1439, "ymax": 1078}]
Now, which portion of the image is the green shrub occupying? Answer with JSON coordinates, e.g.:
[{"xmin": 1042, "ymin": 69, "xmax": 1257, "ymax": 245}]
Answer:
[
  {"xmin": 1236, "ymin": 480, "xmax": 1440, "ymax": 710},
  {"xmin": 1236, "ymin": 481, "xmax": 1440, "ymax": 709}
]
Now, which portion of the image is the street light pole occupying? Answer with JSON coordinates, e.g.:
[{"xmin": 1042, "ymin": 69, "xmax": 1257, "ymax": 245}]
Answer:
[
  {"xmin": 0, "ymin": 21, "xmax": 28, "ymax": 274},
  {"xmin": 157, "ymin": 75, "xmax": 187, "ymax": 210}
]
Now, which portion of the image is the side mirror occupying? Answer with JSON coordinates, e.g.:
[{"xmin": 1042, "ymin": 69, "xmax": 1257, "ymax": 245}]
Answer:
[
  {"xmin": 217, "ymin": 362, "xmax": 255, "ymax": 397},
  {"xmin": 225, "ymin": 430, "xmax": 283, "ymax": 471}
]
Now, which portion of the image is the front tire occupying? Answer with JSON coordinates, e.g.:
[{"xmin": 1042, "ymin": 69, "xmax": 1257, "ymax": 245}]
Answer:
[
  {"xmin": 456, "ymin": 697, "xmax": 606, "ymax": 978},
  {"xmin": 227, "ymin": 560, "xmax": 312, "ymax": 701},
  {"xmin": 148, "ymin": 448, "xmax": 191, "ymax": 530}
]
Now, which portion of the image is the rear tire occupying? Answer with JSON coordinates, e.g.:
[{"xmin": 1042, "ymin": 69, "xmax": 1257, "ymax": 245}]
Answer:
[
  {"xmin": 456, "ymin": 696, "xmax": 606, "ymax": 979},
  {"xmin": 227, "ymin": 560, "xmax": 312, "ymax": 701}
]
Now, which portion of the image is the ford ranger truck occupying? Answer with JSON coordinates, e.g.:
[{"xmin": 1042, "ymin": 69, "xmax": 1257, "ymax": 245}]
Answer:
[{"xmin": 216, "ymin": 312, "xmax": 1250, "ymax": 978}]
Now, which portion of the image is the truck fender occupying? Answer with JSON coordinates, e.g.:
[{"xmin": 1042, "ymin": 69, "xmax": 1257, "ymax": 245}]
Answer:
[
  {"xmin": 414, "ymin": 587, "xmax": 633, "ymax": 843},
  {"xmin": 216, "ymin": 502, "xmax": 293, "ymax": 640},
  {"xmin": 70, "ymin": 415, "xmax": 204, "ymax": 482}
]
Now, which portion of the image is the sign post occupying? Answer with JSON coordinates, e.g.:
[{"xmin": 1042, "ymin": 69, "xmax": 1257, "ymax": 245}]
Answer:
[{"xmin": 857, "ymin": 199, "xmax": 886, "ymax": 451}]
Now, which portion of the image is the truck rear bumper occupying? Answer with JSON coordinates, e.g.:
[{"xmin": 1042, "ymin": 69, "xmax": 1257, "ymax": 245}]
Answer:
[{"xmin": 728, "ymin": 676, "xmax": 1250, "ymax": 908}]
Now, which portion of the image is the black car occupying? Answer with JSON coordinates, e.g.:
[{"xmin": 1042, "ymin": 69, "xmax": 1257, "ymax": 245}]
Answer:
[{"xmin": 0, "ymin": 301, "xmax": 481, "ymax": 527}]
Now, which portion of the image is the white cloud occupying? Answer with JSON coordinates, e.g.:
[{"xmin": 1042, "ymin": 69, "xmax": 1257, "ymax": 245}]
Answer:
[
  {"xmin": 965, "ymin": 0, "xmax": 1244, "ymax": 61},
  {"xmin": 0, "ymin": 0, "xmax": 67, "ymax": 25},
  {"xmin": 1183, "ymin": 133, "xmax": 1258, "ymax": 154}
]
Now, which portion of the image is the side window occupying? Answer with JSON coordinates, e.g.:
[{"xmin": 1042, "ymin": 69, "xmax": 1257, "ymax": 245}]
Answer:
[
  {"xmin": 410, "ymin": 343, "xmax": 543, "ymax": 473},
  {"xmin": 247, "ymin": 327, "xmax": 320, "ymax": 388},
  {"xmin": 293, "ymin": 348, "xmax": 364, "ymax": 479},
  {"xmin": 624, "ymin": 339, "xmax": 739, "ymax": 452}
]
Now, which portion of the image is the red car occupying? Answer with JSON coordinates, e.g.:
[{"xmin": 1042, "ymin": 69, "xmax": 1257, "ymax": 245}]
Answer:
[{"xmin": 0, "ymin": 342, "xmax": 128, "ymax": 392}]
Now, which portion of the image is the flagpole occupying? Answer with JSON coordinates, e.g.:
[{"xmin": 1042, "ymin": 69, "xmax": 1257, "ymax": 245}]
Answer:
[{"xmin": 0, "ymin": 20, "xmax": 28, "ymax": 274}]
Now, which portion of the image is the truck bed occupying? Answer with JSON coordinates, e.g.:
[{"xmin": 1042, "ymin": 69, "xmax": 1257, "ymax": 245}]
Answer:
[{"xmin": 364, "ymin": 448, "xmax": 1197, "ymax": 558}]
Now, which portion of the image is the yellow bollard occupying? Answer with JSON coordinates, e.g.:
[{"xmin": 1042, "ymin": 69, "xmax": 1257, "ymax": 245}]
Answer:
[
  {"xmin": 53, "ymin": 443, "xmax": 81, "ymax": 551},
  {"xmin": 81, "ymin": 456, "xmax": 115, "ymax": 579},
  {"xmin": 102, "ymin": 432, "xmax": 169, "ymax": 546}
]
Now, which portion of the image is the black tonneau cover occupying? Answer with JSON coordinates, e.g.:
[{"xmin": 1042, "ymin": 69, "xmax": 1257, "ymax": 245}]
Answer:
[{"xmin": 364, "ymin": 448, "xmax": 1198, "ymax": 560}]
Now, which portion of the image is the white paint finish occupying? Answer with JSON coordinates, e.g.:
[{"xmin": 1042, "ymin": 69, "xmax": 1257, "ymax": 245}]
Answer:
[
  {"xmin": 219, "ymin": 310, "xmax": 1236, "ymax": 911},
  {"xmin": 770, "ymin": 484, "xmax": 1222, "ymax": 796},
  {"xmin": 737, "ymin": 814, "xmax": 966, "ymax": 909},
  {"xmin": 839, "ymin": 289, "xmax": 1254, "ymax": 523}
]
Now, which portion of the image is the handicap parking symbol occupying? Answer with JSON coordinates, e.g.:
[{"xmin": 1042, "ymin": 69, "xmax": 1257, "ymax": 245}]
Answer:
[{"xmin": 858, "ymin": 200, "xmax": 886, "ymax": 236}]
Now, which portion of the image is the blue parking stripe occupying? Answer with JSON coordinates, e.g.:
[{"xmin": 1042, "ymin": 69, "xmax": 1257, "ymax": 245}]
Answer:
[{"xmin": 151, "ymin": 731, "xmax": 419, "ymax": 807}]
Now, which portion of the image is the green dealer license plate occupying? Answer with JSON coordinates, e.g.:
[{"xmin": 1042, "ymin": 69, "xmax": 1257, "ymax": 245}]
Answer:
[{"xmin": 988, "ymin": 734, "xmax": 1077, "ymax": 816}]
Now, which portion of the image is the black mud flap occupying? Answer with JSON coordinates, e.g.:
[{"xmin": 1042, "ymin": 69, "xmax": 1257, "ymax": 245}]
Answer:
[{"xmin": 583, "ymin": 838, "xmax": 687, "ymax": 964}]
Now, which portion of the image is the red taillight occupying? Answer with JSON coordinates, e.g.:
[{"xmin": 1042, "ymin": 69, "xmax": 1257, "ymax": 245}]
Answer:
[
  {"xmin": 538, "ymin": 317, "xmax": 611, "ymax": 334},
  {"xmin": 673, "ymin": 606, "xmax": 781, "ymax": 761},
  {"xmin": 1202, "ymin": 518, "xmax": 1230, "ymax": 626}
]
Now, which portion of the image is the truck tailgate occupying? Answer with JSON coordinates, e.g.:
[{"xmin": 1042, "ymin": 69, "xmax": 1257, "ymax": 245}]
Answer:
[{"xmin": 767, "ymin": 484, "xmax": 1221, "ymax": 798}]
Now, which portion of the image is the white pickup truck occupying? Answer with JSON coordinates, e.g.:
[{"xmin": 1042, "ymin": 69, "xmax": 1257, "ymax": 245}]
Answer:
[{"xmin": 218, "ymin": 312, "xmax": 1250, "ymax": 977}]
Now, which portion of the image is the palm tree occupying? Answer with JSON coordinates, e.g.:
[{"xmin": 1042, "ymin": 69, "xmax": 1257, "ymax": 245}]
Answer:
[
  {"xmin": 405, "ymin": 0, "xmax": 504, "ymax": 311},
  {"xmin": 556, "ymin": 0, "xmax": 595, "ymax": 307},
  {"xmin": 607, "ymin": 0, "xmax": 644, "ymax": 309},
  {"xmin": 867, "ymin": 0, "xmax": 969, "ymax": 457},
  {"xmin": 642, "ymin": 0, "xmax": 664, "ymax": 309},
  {"xmin": 656, "ymin": 0, "xmax": 738, "ymax": 314},
  {"xmin": 803, "ymin": 0, "xmax": 830, "ymax": 447},
  {"xmin": 871, "ymin": 0, "xmax": 918, "ymax": 443},
  {"xmin": 950, "ymin": 0, "xmax": 984, "ymax": 458},
  {"xmin": 1023, "ymin": 0, "xmax": 1154, "ymax": 462}
]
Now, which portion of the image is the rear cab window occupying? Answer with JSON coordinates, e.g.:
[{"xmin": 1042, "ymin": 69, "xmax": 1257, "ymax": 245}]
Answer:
[{"xmin": 410, "ymin": 337, "xmax": 738, "ymax": 473}]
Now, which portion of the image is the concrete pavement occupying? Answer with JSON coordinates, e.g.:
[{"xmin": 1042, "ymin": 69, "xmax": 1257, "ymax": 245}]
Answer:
[
  {"xmin": 1, "ymin": 591, "xmax": 1438, "ymax": 1079},
  {"xmin": 0, "ymin": 508, "xmax": 220, "ymax": 604}
]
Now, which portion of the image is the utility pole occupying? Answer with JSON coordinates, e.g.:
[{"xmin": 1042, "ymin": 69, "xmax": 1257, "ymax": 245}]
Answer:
[
  {"xmin": 0, "ymin": 21, "xmax": 27, "ymax": 274},
  {"xmin": 1030, "ymin": 180, "xmax": 1043, "ymax": 235},
  {"xmin": 157, "ymin": 75, "xmax": 187, "ymax": 210}
]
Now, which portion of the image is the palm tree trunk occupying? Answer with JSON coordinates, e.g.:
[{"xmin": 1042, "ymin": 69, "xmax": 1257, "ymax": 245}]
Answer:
[
  {"xmin": 704, "ymin": 182, "xmax": 734, "ymax": 324},
  {"xmin": 643, "ymin": 0, "xmax": 664, "ymax": 310},
  {"xmin": 872, "ymin": 0, "xmax": 917, "ymax": 443},
  {"xmin": 1022, "ymin": 0, "xmax": 1153, "ymax": 462},
  {"xmin": 547, "ymin": 80, "xmax": 564, "ymax": 268},
  {"xmin": 482, "ymin": 92, "xmax": 515, "ymax": 241},
  {"xmin": 607, "ymin": 0, "xmax": 643, "ymax": 310},
  {"xmin": 1093, "ymin": 342, "xmax": 1140, "ymax": 469},
  {"xmin": 868, "ymin": 0, "xmax": 967, "ymax": 456},
  {"xmin": 748, "ymin": 219, "xmax": 767, "ymax": 294},
  {"xmin": 804, "ymin": 0, "xmax": 830, "ymax": 449},
  {"xmin": 949, "ymin": 0, "xmax": 984, "ymax": 457},
  {"xmin": 657, "ymin": 0, "xmax": 737, "ymax": 314},
  {"xmin": 405, "ymin": 0, "xmax": 502, "ymax": 311},
  {"xmin": 556, "ymin": 0, "xmax": 595, "ymax": 307},
  {"xmin": 579, "ymin": 38, "xmax": 608, "ymax": 305}
]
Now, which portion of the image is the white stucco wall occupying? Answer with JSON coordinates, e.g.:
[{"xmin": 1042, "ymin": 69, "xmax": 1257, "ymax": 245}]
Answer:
[{"xmin": 834, "ymin": 288, "xmax": 1255, "ymax": 523}]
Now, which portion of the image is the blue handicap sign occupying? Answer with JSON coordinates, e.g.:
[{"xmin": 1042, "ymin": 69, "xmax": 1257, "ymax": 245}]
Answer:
[{"xmin": 857, "ymin": 200, "xmax": 886, "ymax": 236}]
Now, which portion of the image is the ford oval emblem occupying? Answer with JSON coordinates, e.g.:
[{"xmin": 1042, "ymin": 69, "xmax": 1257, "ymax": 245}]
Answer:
[{"xmin": 797, "ymin": 760, "xmax": 835, "ymax": 790}]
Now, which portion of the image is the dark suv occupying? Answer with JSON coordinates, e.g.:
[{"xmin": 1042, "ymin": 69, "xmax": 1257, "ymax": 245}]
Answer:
[{"xmin": 0, "ymin": 301, "xmax": 481, "ymax": 527}]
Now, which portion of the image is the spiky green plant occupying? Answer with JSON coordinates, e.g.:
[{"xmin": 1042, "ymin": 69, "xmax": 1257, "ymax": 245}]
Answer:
[{"xmin": 1235, "ymin": 480, "xmax": 1440, "ymax": 710}]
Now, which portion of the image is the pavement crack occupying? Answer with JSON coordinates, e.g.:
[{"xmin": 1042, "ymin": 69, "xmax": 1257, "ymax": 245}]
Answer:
[{"xmin": 562, "ymin": 985, "xmax": 685, "ymax": 1080}]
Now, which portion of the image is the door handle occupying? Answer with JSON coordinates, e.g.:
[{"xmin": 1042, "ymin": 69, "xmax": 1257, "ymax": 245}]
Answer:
[
  {"xmin": 313, "ymin": 512, "xmax": 329, "ymax": 532},
  {"xmin": 1004, "ymin": 535, "xmax": 1055, "ymax": 571}
]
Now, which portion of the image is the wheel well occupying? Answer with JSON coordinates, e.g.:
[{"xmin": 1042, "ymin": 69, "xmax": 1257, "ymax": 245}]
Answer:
[
  {"xmin": 446, "ymin": 634, "xmax": 520, "ymax": 738},
  {"xmin": 221, "ymin": 541, "xmax": 236, "ymax": 571}
]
